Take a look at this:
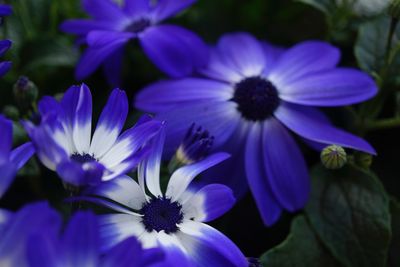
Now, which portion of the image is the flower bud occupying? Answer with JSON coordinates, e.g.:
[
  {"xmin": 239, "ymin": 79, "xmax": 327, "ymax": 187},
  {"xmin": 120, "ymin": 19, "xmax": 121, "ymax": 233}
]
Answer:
[
  {"xmin": 321, "ymin": 145, "xmax": 347, "ymax": 170},
  {"xmin": 13, "ymin": 76, "xmax": 38, "ymax": 112},
  {"xmin": 168, "ymin": 123, "xmax": 214, "ymax": 172}
]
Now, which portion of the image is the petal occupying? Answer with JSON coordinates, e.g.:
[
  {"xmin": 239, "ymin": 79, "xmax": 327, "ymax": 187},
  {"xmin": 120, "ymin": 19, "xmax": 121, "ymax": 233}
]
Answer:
[
  {"xmin": 75, "ymin": 32, "xmax": 132, "ymax": 80},
  {"xmin": 157, "ymin": 101, "xmax": 240, "ymax": 157},
  {"xmin": 102, "ymin": 237, "xmax": 144, "ymax": 267},
  {"xmin": 261, "ymin": 41, "xmax": 285, "ymax": 77},
  {"xmin": 199, "ymin": 47, "xmax": 244, "ymax": 83},
  {"xmin": 27, "ymin": 232, "xmax": 61, "ymax": 267},
  {"xmin": 102, "ymin": 47, "xmax": 124, "ymax": 87},
  {"xmin": 0, "ymin": 209, "xmax": 12, "ymax": 225},
  {"xmin": 152, "ymin": 0, "xmax": 196, "ymax": 21},
  {"xmin": 0, "ymin": 163, "xmax": 16, "ymax": 198},
  {"xmin": 83, "ymin": 0, "xmax": 128, "ymax": 22},
  {"xmin": 89, "ymin": 175, "xmax": 146, "ymax": 210},
  {"xmin": 217, "ymin": 32, "xmax": 266, "ymax": 77},
  {"xmin": 244, "ymin": 123, "xmax": 282, "ymax": 226},
  {"xmin": 0, "ymin": 202, "xmax": 61, "ymax": 267},
  {"xmin": 10, "ymin": 142, "xmax": 35, "ymax": 170},
  {"xmin": 0, "ymin": 115, "xmax": 12, "ymax": 163},
  {"xmin": 123, "ymin": 0, "xmax": 151, "ymax": 17},
  {"xmin": 61, "ymin": 84, "xmax": 92, "ymax": 153},
  {"xmin": 60, "ymin": 19, "xmax": 116, "ymax": 36},
  {"xmin": 154, "ymin": 232, "xmax": 192, "ymax": 266},
  {"xmin": 135, "ymin": 78, "xmax": 233, "ymax": 113},
  {"xmin": 56, "ymin": 160, "xmax": 104, "ymax": 186},
  {"xmin": 0, "ymin": 5, "xmax": 12, "ymax": 16},
  {"xmin": 279, "ymin": 68, "xmax": 378, "ymax": 106},
  {"xmin": 178, "ymin": 220, "xmax": 247, "ymax": 267},
  {"xmin": 0, "ymin": 61, "xmax": 11, "ymax": 77},
  {"xmin": 140, "ymin": 24, "xmax": 208, "ymax": 78},
  {"xmin": 275, "ymin": 103, "xmax": 376, "ymax": 154},
  {"xmin": 0, "ymin": 40, "xmax": 11, "ymax": 57},
  {"xmin": 90, "ymin": 89, "xmax": 128, "ymax": 158},
  {"xmin": 99, "ymin": 214, "xmax": 145, "ymax": 251},
  {"xmin": 100, "ymin": 119, "xmax": 162, "ymax": 168},
  {"xmin": 38, "ymin": 96, "xmax": 61, "ymax": 116},
  {"xmin": 166, "ymin": 153, "xmax": 230, "ymax": 201},
  {"xmin": 268, "ymin": 41, "xmax": 340, "ymax": 87},
  {"xmin": 182, "ymin": 184, "xmax": 235, "ymax": 222},
  {"xmin": 261, "ymin": 118, "xmax": 310, "ymax": 211},
  {"xmin": 141, "ymin": 127, "xmax": 166, "ymax": 197},
  {"xmin": 62, "ymin": 212, "xmax": 99, "ymax": 267}
]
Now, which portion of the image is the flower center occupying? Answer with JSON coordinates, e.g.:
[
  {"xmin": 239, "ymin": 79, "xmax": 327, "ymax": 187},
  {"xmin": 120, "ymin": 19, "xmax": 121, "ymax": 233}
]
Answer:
[
  {"xmin": 70, "ymin": 153, "xmax": 97, "ymax": 164},
  {"xmin": 141, "ymin": 197, "xmax": 184, "ymax": 234},
  {"xmin": 125, "ymin": 18, "xmax": 151, "ymax": 34},
  {"xmin": 232, "ymin": 76, "xmax": 280, "ymax": 121}
]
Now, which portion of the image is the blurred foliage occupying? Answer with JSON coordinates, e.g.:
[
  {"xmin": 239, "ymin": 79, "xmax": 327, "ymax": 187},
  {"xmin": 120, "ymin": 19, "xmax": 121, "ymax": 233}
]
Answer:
[{"xmin": 0, "ymin": 0, "xmax": 399, "ymax": 266}]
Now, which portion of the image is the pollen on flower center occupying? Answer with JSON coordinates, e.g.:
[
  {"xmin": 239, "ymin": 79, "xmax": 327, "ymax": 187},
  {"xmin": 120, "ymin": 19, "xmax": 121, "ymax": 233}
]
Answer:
[
  {"xmin": 125, "ymin": 18, "xmax": 151, "ymax": 34},
  {"xmin": 232, "ymin": 76, "xmax": 280, "ymax": 121},
  {"xmin": 70, "ymin": 153, "xmax": 97, "ymax": 164},
  {"xmin": 140, "ymin": 197, "xmax": 184, "ymax": 234}
]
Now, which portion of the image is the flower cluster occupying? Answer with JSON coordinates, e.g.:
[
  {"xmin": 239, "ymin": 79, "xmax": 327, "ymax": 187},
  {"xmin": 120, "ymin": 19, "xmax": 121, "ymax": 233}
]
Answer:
[{"xmin": 0, "ymin": 0, "xmax": 384, "ymax": 266}]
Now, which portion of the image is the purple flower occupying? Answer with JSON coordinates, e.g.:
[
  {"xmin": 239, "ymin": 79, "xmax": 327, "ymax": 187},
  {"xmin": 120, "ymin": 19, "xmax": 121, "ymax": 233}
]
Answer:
[
  {"xmin": 0, "ymin": 115, "xmax": 35, "ymax": 199},
  {"xmin": 135, "ymin": 32, "xmax": 378, "ymax": 226},
  {"xmin": 24, "ymin": 84, "xmax": 162, "ymax": 187},
  {"xmin": 61, "ymin": 0, "xmax": 208, "ymax": 85},
  {"xmin": 81, "ymin": 129, "xmax": 248, "ymax": 266},
  {"xmin": 0, "ymin": 4, "xmax": 12, "ymax": 17}
]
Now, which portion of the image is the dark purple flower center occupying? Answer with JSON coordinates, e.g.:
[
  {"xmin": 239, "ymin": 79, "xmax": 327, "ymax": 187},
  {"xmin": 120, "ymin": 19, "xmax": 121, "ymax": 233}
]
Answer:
[
  {"xmin": 70, "ymin": 153, "xmax": 97, "ymax": 164},
  {"xmin": 141, "ymin": 197, "xmax": 183, "ymax": 234},
  {"xmin": 178, "ymin": 123, "xmax": 214, "ymax": 163},
  {"xmin": 125, "ymin": 18, "xmax": 151, "ymax": 34},
  {"xmin": 232, "ymin": 76, "xmax": 280, "ymax": 121}
]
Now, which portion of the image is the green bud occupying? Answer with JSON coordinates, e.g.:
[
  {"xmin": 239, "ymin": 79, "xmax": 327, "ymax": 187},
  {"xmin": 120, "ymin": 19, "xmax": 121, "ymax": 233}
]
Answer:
[
  {"xmin": 389, "ymin": 0, "xmax": 400, "ymax": 19},
  {"xmin": 354, "ymin": 152, "xmax": 373, "ymax": 169},
  {"xmin": 13, "ymin": 76, "xmax": 38, "ymax": 112},
  {"xmin": 2, "ymin": 105, "xmax": 19, "ymax": 120},
  {"xmin": 321, "ymin": 145, "xmax": 347, "ymax": 170}
]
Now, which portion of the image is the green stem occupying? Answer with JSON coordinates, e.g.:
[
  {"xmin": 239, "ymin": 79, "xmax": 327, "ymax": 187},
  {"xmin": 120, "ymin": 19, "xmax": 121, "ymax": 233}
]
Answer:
[
  {"xmin": 385, "ymin": 18, "xmax": 399, "ymax": 65},
  {"xmin": 365, "ymin": 117, "xmax": 400, "ymax": 131}
]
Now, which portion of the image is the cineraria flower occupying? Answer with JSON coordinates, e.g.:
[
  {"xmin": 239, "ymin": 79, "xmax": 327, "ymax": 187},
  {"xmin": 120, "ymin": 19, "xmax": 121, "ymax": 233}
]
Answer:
[
  {"xmin": 135, "ymin": 33, "xmax": 378, "ymax": 225},
  {"xmin": 83, "ymin": 130, "xmax": 248, "ymax": 267},
  {"xmin": 27, "ymin": 210, "xmax": 164, "ymax": 267},
  {"xmin": 24, "ymin": 84, "xmax": 162, "ymax": 187},
  {"xmin": 0, "ymin": 115, "xmax": 35, "ymax": 199},
  {"xmin": 61, "ymin": 0, "xmax": 208, "ymax": 85}
]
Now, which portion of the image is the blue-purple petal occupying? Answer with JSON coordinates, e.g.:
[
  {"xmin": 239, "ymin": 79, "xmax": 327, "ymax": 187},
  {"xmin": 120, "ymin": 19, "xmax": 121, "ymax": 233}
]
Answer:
[
  {"xmin": 0, "ymin": 115, "xmax": 12, "ymax": 163},
  {"xmin": 10, "ymin": 142, "xmax": 35, "ymax": 170},
  {"xmin": 275, "ymin": 102, "xmax": 376, "ymax": 155},
  {"xmin": 0, "ymin": 5, "xmax": 12, "ymax": 16},
  {"xmin": 261, "ymin": 118, "xmax": 310, "ymax": 212},
  {"xmin": 140, "ymin": 24, "xmax": 208, "ymax": 78},
  {"xmin": 244, "ymin": 123, "xmax": 282, "ymax": 226},
  {"xmin": 152, "ymin": 0, "xmax": 196, "ymax": 22}
]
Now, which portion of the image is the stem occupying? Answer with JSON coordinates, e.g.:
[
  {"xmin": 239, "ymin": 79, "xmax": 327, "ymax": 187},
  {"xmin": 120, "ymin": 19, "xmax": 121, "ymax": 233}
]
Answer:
[
  {"xmin": 365, "ymin": 117, "xmax": 400, "ymax": 131},
  {"xmin": 385, "ymin": 18, "xmax": 399, "ymax": 65}
]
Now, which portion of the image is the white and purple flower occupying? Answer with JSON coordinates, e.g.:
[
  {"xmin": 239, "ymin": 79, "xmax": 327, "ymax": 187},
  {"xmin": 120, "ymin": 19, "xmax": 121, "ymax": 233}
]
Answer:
[
  {"xmin": 24, "ymin": 84, "xmax": 162, "ymax": 187},
  {"xmin": 61, "ymin": 0, "xmax": 208, "ymax": 85},
  {"xmin": 82, "ymin": 129, "xmax": 248, "ymax": 267},
  {"xmin": 135, "ymin": 32, "xmax": 378, "ymax": 226}
]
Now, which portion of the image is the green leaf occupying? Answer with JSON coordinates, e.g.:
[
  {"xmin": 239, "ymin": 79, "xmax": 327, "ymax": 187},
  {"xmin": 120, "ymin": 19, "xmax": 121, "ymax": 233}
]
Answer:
[
  {"xmin": 355, "ymin": 16, "xmax": 400, "ymax": 74},
  {"xmin": 260, "ymin": 216, "xmax": 340, "ymax": 267},
  {"xmin": 388, "ymin": 198, "xmax": 400, "ymax": 267},
  {"xmin": 306, "ymin": 165, "xmax": 391, "ymax": 267}
]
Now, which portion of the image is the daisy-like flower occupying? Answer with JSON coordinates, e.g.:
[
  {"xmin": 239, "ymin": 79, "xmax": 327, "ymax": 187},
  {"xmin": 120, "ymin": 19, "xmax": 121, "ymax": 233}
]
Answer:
[
  {"xmin": 83, "ymin": 130, "xmax": 248, "ymax": 267},
  {"xmin": 135, "ymin": 32, "xmax": 378, "ymax": 225},
  {"xmin": 61, "ymin": 0, "xmax": 207, "ymax": 85},
  {"xmin": 24, "ymin": 84, "xmax": 162, "ymax": 187}
]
